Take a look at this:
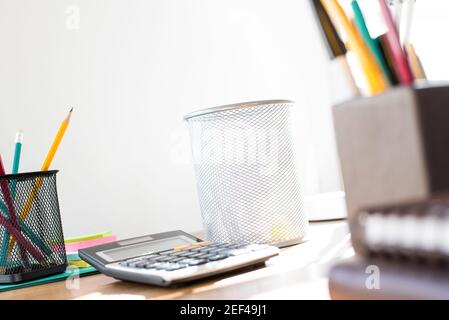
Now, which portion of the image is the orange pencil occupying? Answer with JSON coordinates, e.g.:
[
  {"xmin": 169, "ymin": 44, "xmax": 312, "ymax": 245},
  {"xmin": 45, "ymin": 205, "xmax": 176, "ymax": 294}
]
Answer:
[
  {"xmin": 321, "ymin": 0, "xmax": 389, "ymax": 95},
  {"xmin": 8, "ymin": 108, "xmax": 73, "ymax": 253}
]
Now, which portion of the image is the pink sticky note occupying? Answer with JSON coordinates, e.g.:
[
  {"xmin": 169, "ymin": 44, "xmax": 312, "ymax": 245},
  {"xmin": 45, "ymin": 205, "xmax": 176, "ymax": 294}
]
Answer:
[{"xmin": 64, "ymin": 235, "xmax": 117, "ymax": 252}]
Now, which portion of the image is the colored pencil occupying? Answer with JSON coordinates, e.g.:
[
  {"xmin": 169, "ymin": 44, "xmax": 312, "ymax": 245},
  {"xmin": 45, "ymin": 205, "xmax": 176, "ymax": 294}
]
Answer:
[
  {"xmin": 0, "ymin": 155, "xmax": 45, "ymax": 263},
  {"xmin": 21, "ymin": 108, "xmax": 73, "ymax": 220},
  {"xmin": 41, "ymin": 108, "xmax": 73, "ymax": 172},
  {"xmin": 391, "ymin": 0, "xmax": 403, "ymax": 31},
  {"xmin": 378, "ymin": 0, "xmax": 414, "ymax": 85},
  {"xmin": 405, "ymin": 43, "xmax": 427, "ymax": 80},
  {"xmin": 310, "ymin": 0, "xmax": 359, "ymax": 103},
  {"xmin": 8, "ymin": 108, "xmax": 73, "ymax": 253},
  {"xmin": 320, "ymin": 0, "xmax": 388, "ymax": 95},
  {"xmin": 351, "ymin": 0, "xmax": 393, "ymax": 85},
  {"xmin": 1, "ymin": 130, "xmax": 23, "ymax": 263},
  {"xmin": 65, "ymin": 231, "xmax": 113, "ymax": 243},
  {"xmin": 1, "ymin": 130, "xmax": 53, "ymax": 259},
  {"xmin": 401, "ymin": 0, "xmax": 416, "ymax": 45},
  {"xmin": 0, "ymin": 214, "xmax": 45, "ymax": 263},
  {"xmin": 0, "ymin": 201, "xmax": 51, "ymax": 257},
  {"xmin": 0, "ymin": 154, "xmax": 28, "ymax": 263},
  {"xmin": 11, "ymin": 131, "xmax": 23, "ymax": 177},
  {"xmin": 376, "ymin": 36, "xmax": 399, "ymax": 85}
]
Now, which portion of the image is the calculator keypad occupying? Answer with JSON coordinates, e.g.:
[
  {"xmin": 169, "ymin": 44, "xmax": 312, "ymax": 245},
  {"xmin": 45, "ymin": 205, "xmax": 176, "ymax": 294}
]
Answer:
[{"xmin": 119, "ymin": 243, "xmax": 269, "ymax": 272}]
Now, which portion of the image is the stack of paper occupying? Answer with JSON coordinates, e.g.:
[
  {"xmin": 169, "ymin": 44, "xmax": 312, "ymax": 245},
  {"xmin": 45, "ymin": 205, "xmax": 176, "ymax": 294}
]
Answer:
[{"xmin": 65, "ymin": 231, "xmax": 117, "ymax": 268}]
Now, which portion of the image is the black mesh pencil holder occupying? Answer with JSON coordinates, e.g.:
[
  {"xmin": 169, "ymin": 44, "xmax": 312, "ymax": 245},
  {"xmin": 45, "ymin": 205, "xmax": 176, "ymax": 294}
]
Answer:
[{"xmin": 0, "ymin": 170, "xmax": 67, "ymax": 283}]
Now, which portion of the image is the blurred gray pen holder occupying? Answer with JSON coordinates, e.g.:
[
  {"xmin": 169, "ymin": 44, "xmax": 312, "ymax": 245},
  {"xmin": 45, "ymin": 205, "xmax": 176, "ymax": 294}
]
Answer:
[{"xmin": 333, "ymin": 84, "xmax": 449, "ymax": 225}]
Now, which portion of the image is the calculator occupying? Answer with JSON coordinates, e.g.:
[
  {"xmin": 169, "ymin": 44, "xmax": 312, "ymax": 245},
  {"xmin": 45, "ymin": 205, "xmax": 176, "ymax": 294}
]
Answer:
[{"xmin": 79, "ymin": 230, "xmax": 279, "ymax": 287}]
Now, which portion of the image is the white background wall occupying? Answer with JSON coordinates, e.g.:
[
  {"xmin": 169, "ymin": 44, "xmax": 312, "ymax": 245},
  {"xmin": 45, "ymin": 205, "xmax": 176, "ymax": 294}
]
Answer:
[{"xmin": 0, "ymin": 0, "xmax": 447, "ymax": 239}]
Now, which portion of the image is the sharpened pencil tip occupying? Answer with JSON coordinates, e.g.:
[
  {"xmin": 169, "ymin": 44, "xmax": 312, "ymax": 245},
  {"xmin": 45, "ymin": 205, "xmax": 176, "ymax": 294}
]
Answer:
[{"xmin": 65, "ymin": 108, "xmax": 74, "ymax": 122}]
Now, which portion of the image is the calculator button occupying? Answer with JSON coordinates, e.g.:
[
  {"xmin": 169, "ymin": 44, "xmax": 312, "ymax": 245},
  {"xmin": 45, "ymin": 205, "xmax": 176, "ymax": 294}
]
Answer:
[
  {"xmin": 144, "ymin": 255, "xmax": 160, "ymax": 261},
  {"xmin": 179, "ymin": 251, "xmax": 197, "ymax": 258},
  {"xmin": 155, "ymin": 263, "xmax": 172, "ymax": 270},
  {"xmin": 134, "ymin": 261, "xmax": 148, "ymax": 268},
  {"xmin": 151, "ymin": 256, "xmax": 169, "ymax": 262},
  {"xmin": 143, "ymin": 254, "xmax": 160, "ymax": 259},
  {"xmin": 174, "ymin": 245, "xmax": 192, "ymax": 252},
  {"xmin": 179, "ymin": 258, "xmax": 208, "ymax": 266},
  {"xmin": 208, "ymin": 254, "xmax": 228, "ymax": 261},
  {"xmin": 208, "ymin": 247, "xmax": 229, "ymax": 254},
  {"xmin": 126, "ymin": 257, "xmax": 144, "ymax": 264},
  {"xmin": 169, "ymin": 251, "xmax": 187, "ymax": 257},
  {"xmin": 189, "ymin": 252, "xmax": 209, "ymax": 258},
  {"xmin": 187, "ymin": 259, "xmax": 208, "ymax": 266},
  {"xmin": 127, "ymin": 262, "xmax": 141, "ymax": 268},
  {"xmin": 144, "ymin": 263, "xmax": 159, "ymax": 269},
  {"xmin": 170, "ymin": 257, "xmax": 185, "ymax": 263},
  {"xmin": 178, "ymin": 258, "xmax": 194, "ymax": 265},
  {"xmin": 198, "ymin": 243, "xmax": 214, "ymax": 249},
  {"xmin": 159, "ymin": 250, "xmax": 176, "ymax": 255},
  {"xmin": 228, "ymin": 248, "xmax": 252, "ymax": 256},
  {"xmin": 165, "ymin": 264, "xmax": 186, "ymax": 271},
  {"xmin": 228, "ymin": 244, "xmax": 246, "ymax": 249},
  {"xmin": 174, "ymin": 242, "xmax": 209, "ymax": 251},
  {"xmin": 157, "ymin": 256, "xmax": 177, "ymax": 262}
]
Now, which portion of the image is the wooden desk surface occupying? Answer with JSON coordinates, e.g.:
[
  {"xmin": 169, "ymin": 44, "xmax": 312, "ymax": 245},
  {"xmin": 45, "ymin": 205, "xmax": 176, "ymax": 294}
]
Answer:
[{"xmin": 0, "ymin": 221, "xmax": 353, "ymax": 300}]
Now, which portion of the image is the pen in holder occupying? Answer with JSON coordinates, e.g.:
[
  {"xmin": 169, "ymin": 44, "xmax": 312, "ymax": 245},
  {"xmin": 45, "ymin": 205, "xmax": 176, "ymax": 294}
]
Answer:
[
  {"xmin": 332, "ymin": 84, "xmax": 449, "ymax": 254},
  {"xmin": 0, "ymin": 170, "xmax": 67, "ymax": 283}
]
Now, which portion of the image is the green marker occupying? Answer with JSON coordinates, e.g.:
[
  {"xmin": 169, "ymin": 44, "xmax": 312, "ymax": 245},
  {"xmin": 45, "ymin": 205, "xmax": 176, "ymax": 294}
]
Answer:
[{"xmin": 351, "ymin": 0, "xmax": 394, "ymax": 85}]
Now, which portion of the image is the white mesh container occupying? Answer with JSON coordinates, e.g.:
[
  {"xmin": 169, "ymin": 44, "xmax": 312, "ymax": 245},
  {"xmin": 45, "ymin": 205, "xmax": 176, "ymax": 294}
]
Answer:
[{"xmin": 184, "ymin": 100, "xmax": 308, "ymax": 247}]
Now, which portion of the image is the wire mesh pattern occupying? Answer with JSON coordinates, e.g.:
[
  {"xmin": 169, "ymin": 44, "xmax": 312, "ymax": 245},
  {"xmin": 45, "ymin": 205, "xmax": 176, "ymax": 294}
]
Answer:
[
  {"xmin": 0, "ymin": 171, "xmax": 66, "ymax": 279},
  {"xmin": 185, "ymin": 101, "xmax": 308, "ymax": 245}
]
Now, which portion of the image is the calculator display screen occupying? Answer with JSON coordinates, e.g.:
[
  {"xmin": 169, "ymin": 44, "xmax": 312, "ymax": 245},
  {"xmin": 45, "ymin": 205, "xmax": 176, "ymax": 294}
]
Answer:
[{"xmin": 99, "ymin": 236, "xmax": 194, "ymax": 262}]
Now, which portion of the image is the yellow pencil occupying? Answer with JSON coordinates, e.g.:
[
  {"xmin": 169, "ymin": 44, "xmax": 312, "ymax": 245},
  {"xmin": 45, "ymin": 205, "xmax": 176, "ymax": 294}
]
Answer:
[
  {"xmin": 41, "ymin": 108, "xmax": 73, "ymax": 171},
  {"xmin": 321, "ymin": 0, "xmax": 389, "ymax": 95},
  {"xmin": 8, "ymin": 108, "xmax": 73, "ymax": 253}
]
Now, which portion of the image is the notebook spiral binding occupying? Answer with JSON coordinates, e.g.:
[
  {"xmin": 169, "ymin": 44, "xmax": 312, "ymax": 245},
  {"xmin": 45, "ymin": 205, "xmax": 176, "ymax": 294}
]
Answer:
[{"xmin": 352, "ymin": 199, "xmax": 449, "ymax": 265}]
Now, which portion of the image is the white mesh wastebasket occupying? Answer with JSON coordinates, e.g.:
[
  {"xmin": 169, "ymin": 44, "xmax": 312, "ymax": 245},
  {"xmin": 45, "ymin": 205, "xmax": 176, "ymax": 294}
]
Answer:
[{"xmin": 184, "ymin": 100, "xmax": 308, "ymax": 246}]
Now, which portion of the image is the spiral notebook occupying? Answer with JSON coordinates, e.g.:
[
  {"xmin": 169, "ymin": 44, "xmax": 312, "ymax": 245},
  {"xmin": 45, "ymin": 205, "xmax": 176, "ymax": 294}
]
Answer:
[
  {"xmin": 351, "ymin": 199, "xmax": 449, "ymax": 262},
  {"xmin": 329, "ymin": 258, "xmax": 449, "ymax": 300},
  {"xmin": 330, "ymin": 199, "xmax": 449, "ymax": 299}
]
